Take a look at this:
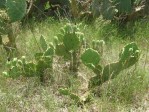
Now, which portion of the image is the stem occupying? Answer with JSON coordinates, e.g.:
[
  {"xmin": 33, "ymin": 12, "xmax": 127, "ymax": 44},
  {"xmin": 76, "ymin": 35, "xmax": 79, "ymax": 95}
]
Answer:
[{"xmin": 72, "ymin": 51, "xmax": 78, "ymax": 72}]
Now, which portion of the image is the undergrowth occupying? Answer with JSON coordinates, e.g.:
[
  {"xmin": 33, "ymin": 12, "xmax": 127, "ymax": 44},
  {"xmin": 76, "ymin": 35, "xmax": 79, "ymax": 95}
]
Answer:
[{"xmin": 0, "ymin": 18, "xmax": 149, "ymax": 112}]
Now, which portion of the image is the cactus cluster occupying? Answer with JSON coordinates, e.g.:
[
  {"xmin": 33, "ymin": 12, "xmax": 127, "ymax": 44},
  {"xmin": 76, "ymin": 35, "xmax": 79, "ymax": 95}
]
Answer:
[
  {"xmin": 3, "ymin": 36, "xmax": 54, "ymax": 83},
  {"xmin": 81, "ymin": 42, "xmax": 140, "ymax": 87},
  {"xmin": 54, "ymin": 23, "xmax": 85, "ymax": 72},
  {"xmin": 2, "ymin": 23, "xmax": 141, "ymax": 87},
  {"xmin": 3, "ymin": 56, "xmax": 36, "ymax": 78},
  {"xmin": 2, "ymin": 23, "xmax": 85, "ymax": 81}
]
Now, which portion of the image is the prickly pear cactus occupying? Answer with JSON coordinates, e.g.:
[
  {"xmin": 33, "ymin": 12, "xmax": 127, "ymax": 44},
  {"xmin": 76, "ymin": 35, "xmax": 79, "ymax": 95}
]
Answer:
[
  {"xmin": 82, "ymin": 42, "xmax": 140, "ymax": 87},
  {"xmin": 114, "ymin": 0, "xmax": 133, "ymax": 13},
  {"xmin": 63, "ymin": 32, "xmax": 80, "ymax": 51},
  {"xmin": 55, "ymin": 43, "xmax": 72, "ymax": 60},
  {"xmin": 36, "ymin": 55, "xmax": 53, "ymax": 82},
  {"xmin": 40, "ymin": 35, "xmax": 48, "ymax": 51},
  {"xmin": 44, "ymin": 47, "xmax": 54, "ymax": 56},
  {"xmin": 91, "ymin": 0, "xmax": 101, "ymax": 18},
  {"xmin": 102, "ymin": 62, "xmax": 121, "ymax": 82},
  {"xmin": 119, "ymin": 42, "xmax": 140, "ymax": 69},
  {"xmin": 55, "ymin": 44, "xmax": 67, "ymax": 56},
  {"xmin": 101, "ymin": 0, "xmax": 116, "ymax": 20},
  {"xmin": 0, "ymin": 0, "xmax": 6, "ymax": 8},
  {"xmin": 35, "ymin": 45, "xmax": 54, "ymax": 82},
  {"xmin": 60, "ymin": 23, "xmax": 82, "ymax": 52},
  {"xmin": 22, "ymin": 62, "xmax": 36, "ymax": 77},
  {"xmin": 92, "ymin": 39, "xmax": 105, "ymax": 55},
  {"xmin": 6, "ymin": 0, "xmax": 27, "ymax": 22},
  {"xmin": 81, "ymin": 48, "xmax": 100, "ymax": 67},
  {"xmin": 55, "ymin": 23, "xmax": 82, "ymax": 55},
  {"xmin": 3, "ymin": 58, "xmax": 21, "ymax": 78},
  {"xmin": 3, "ymin": 39, "xmax": 55, "ymax": 81},
  {"xmin": 54, "ymin": 23, "xmax": 85, "ymax": 72},
  {"xmin": 3, "ymin": 56, "xmax": 36, "ymax": 78}
]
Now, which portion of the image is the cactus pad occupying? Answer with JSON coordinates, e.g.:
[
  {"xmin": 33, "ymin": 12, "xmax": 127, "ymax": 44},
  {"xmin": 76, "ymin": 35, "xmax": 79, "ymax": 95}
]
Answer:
[
  {"xmin": 63, "ymin": 32, "xmax": 80, "ymax": 51},
  {"xmin": 101, "ymin": 0, "xmax": 116, "ymax": 20},
  {"xmin": 23, "ymin": 62, "xmax": 36, "ymax": 77},
  {"xmin": 119, "ymin": 42, "xmax": 140, "ymax": 68},
  {"xmin": 6, "ymin": 0, "xmax": 27, "ymax": 22},
  {"xmin": 44, "ymin": 47, "xmax": 54, "ymax": 56},
  {"xmin": 55, "ymin": 44, "xmax": 67, "ymax": 56},
  {"xmin": 40, "ymin": 35, "xmax": 48, "ymax": 51},
  {"xmin": 81, "ymin": 48, "xmax": 100, "ymax": 66},
  {"xmin": 114, "ymin": 0, "xmax": 132, "ymax": 13},
  {"xmin": 0, "ymin": 0, "xmax": 6, "ymax": 8}
]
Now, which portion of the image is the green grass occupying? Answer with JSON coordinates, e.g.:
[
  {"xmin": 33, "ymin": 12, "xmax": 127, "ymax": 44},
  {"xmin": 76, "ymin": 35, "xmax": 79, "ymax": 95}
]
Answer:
[{"xmin": 0, "ymin": 18, "xmax": 149, "ymax": 112}]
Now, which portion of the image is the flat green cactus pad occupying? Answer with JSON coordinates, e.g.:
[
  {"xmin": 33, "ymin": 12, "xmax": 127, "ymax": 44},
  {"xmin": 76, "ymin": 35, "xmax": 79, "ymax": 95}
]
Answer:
[
  {"xmin": 40, "ymin": 35, "xmax": 48, "ymax": 51},
  {"xmin": 119, "ymin": 42, "xmax": 140, "ymax": 68},
  {"xmin": 63, "ymin": 32, "xmax": 80, "ymax": 51},
  {"xmin": 6, "ymin": 0, "xmax": 27, "ymax": 22},
  {"xmin": 102, "ymin": 62, "xmax": 122, "ymax": 82},
  {"xmin": 44, "ymin": 47, "xmax": 54, "ymax": 56},
  {"xmin": 81, "ymin": 48, "xmax": 100, "ymax": 66},
  {"xmin": 114, "ymin": 0, "xmax": 132, "ymax": 13},
  {"xmin": 8, "ymin": 66, "xmax": 21, "ymax": 78},
  {"xmin": 0, "ymin": 0, "xmax": 6, "ymax": 8},
  {"xmin": 55, "ymin": 44, "xmax": 67, "ymax": 56},
  {"xmin": 23, "ymin": 62, "xmax": 36, "ymax": 77},
  {"xmin": 101, "ymin": 0, "xmax": 116, "ymax": 20},
  {"xmin": 34, "ymin": 53, "xmax": 44, "ymax": 61}
]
